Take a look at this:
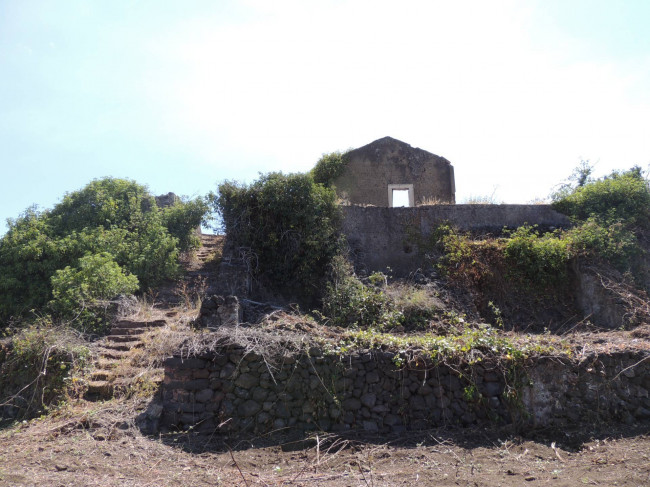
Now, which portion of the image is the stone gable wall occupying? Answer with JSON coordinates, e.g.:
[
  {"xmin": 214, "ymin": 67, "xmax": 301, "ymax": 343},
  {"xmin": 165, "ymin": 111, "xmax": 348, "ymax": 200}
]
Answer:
[{"xmin": 333, "ymin": 137, "xmax": 455, "ymax": 206}]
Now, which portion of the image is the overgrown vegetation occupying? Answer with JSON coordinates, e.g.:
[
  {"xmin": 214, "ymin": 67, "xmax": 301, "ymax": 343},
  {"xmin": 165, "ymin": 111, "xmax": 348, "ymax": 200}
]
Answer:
[
  {"xmin": 440, "ymin": 166, "xmax": 650, "ymax": 283},
  {"xmin": 213, "ymin": 172, "xmax": 341, "ymax": 302},
  {"xmin": 321, "ymin": 256, "xmax": 438, "ymax": 330},
  {"xmin": 503, "ymin": 225, "xmax": 570, "ymax": 288},
  {"xmin": 310, "ymin": 151, "xmax": 349, "ymax": 187},
  {"xmin": 426, "ymin": 165, "xmax": 650, "ymax": 329},
  {"xmin": 554, "ymin": 166, "xmax": 649, "ymax": 276},
  {"xmin": 160, "ymin": 197, "xmax": 210, "ymax": 251},
  {"xmin": 0, "ymin": 324, "xmax": 90, "ymax": 420},
  {"xmin": 215, "ymin": 156, "xmax": 650, "ymax": 332},
  {"xmin": 333, "ymin": 322, "xmax": 566, "ymax": 364},
  {"xmin": 552, "ymin": 165, "xmax": 650, "ymax": 227},
  {"xmin": 0, "ymin": 178, "xmax": 208, "ymax": 332}
]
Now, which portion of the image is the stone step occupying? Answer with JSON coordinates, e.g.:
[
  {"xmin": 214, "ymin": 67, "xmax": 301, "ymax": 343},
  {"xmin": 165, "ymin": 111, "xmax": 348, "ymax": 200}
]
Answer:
[
  {"xmin": 96, "ymin": 358, "xmax": 120, "ymax": 369},
  {"xmin": 106, "ymin": 335, "xmax": 142, "ymax": 344},
  {"xmin": 184, "ymin": 270, "xmax": 212, "ymax": 277},
  {"xmin": 101, "ymin": 342, "xmax": 143, "ymax": 352},
  {"xmin": 91, "ymin": 370, "xmax": 113, "ymax": 381},
  {"xmin": 110, "ymin": 327, "xmax": 148, "ymax": 336},
  {"xmin": 85, "ymin": 380, "xmax": 113, "ymax": 399},
  {"xmin": 97, "ymin": 348, "xmax": 130, "ymax": 360},
  {"xmin": 112, "ymin": 319, "xmax": 166, "ymax": 330}
]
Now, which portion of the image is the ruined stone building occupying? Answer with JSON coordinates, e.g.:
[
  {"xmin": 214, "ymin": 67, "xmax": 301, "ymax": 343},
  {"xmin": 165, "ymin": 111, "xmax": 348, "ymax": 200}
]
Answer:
[{"xmin": 332, "ymin": 136, "xmax": 456, "ymax": 206}]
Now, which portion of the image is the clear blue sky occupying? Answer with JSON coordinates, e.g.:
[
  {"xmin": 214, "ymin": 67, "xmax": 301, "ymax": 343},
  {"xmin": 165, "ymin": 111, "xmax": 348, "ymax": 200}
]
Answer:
[{"xmin": 1, "ymin": 0, "xmax": 649, "ymax": 234}]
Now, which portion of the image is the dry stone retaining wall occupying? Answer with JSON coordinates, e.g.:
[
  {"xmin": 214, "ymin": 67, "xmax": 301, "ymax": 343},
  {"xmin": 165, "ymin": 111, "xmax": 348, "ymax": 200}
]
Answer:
[{"xmin": 161, "ymin": 346, "xmax": 650, "ymax": 435}]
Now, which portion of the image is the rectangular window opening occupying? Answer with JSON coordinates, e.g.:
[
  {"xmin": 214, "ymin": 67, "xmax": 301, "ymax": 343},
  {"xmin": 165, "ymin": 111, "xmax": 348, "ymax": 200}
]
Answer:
[{"xmin": 392, "ymin": 189, "xmax": 410, "ymax": 207}]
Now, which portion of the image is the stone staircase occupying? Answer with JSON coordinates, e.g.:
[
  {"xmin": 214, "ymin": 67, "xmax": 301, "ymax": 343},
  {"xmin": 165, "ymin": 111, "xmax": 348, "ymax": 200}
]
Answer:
[
  {"xmin": 84, "ymin": 234, "xmax": 224, "ymax": 401},
  {"xmin": 155, "ymin": 234, "xmax": 224, "ymax": 307},
  {"xmin": 194, "ymin": 233, "xmax": 222, "ymax": 265},
  {"xmin": 183, "ymin": 233, "xmax": 224, "ymax": 296},
  {"xmin": 85, "ymin": 319, "xmax": 167, "ymax": 399}
]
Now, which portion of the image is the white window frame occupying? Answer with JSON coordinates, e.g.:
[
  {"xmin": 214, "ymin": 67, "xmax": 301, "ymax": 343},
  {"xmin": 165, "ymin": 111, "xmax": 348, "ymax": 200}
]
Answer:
[{"xmin": 388, "ymin": 184, "xmax": 414, "ymax": 207}]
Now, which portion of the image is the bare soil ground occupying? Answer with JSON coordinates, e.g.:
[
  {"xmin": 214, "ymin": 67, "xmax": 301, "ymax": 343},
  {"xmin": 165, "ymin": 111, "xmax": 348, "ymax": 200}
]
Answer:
[{"xmin": 1, "ymin": 404, "xmax": 648, "ymax": 487}]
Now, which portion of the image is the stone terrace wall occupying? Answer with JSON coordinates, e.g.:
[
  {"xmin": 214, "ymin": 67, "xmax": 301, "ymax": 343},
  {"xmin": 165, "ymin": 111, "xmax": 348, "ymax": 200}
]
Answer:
[
  {"xmin": 341, "ymin": 205, "xmax": 571, "ymax": 275},
  {"xmin": 161, "ymin": 346, "xmax": 650, "ymax": 435}
]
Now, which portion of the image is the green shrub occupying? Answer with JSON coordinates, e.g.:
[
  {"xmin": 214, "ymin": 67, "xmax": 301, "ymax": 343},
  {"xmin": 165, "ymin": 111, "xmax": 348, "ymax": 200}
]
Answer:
[
  {"xmin": 0, "ymin": 178, "xmax": 201, "ymax": 324},
  {"xmin": 552, "ymin": 166, "xmax": 649, "ymax": 277},
  {"xmin": 321, "ymin": 256, "xmax": 438, "ymax": 330},
  {"xmin": 504, "ymin": 225, "xmax": 570, "ymax": 288},
  {"xmin": 430, "ymin": 224, "xmax": 499, "ymax": 289},
  {"xmin": 432, "ymin": 223, "xmax": 473, "ymax": 273},
  {"xmin": 311, "ymin": 151, "xmax": 349, "ymax": 187},
  {"xmin": 552, "ymin": 167, "xmax": 650, "ymax": 227},
  {"xmin": 214, "ymin": 172, "xmax": 341, "ymax": 301},
  {"xmin": 50, "ymin": 253, "xmax": 139, "ymax": 333},
  {"xmin": 160, "ymin": 197, "xmax": 210, "ymax": 251},
  {"xmin": 321, "ymin": 256, "xmax": 394, "ymax": 328},
  {"xmin": 565, "ymin": 218, "xmax": 640, "ymax": 271}
]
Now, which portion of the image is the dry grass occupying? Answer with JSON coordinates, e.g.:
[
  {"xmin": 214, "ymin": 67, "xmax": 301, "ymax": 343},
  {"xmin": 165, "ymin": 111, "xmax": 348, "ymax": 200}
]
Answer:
[
  {"xmin": 118, "ymin": 293, "xmax": 167, "ymax": 322},
  {"xmin": 527, "ymin": 197, "xmax": 550, "ymax": 205},
  {"xmin": 417, "ymin": 196, "xmax": 451, "ymax": 206},
  {"xmin": 461, "ymin": 195, "xmax": 503, "ymax": 205},
  {"xmin": 128, "ymin": 323, "xmax": 195, "ymax": 370},
  {"xmin": 179, "ymin": 322, "xmax": 312, "ymax": 366},
  {"xmin": 461, "ymin": 187, "xmax": 502, "ymax": 205}
]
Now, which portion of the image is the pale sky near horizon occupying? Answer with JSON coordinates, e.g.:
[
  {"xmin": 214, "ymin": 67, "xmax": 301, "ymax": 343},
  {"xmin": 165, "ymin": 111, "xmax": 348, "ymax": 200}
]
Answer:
[{"xmin": 1, "ymin": 0, "xmax": 649, "ymax": 234}]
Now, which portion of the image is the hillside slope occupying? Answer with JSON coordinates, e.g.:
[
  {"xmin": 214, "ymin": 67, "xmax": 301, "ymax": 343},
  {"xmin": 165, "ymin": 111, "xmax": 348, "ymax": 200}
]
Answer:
[{"xmin": 1, "ymin": 234, "xmax": 649, "ymax": 486}]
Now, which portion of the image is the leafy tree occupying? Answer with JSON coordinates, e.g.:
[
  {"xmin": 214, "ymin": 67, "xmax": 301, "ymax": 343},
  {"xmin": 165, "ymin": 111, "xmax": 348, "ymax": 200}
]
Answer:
[
  {"xmin": 311, "ymin": 151, "xmax": 349, "ymax": 187},
  {"xmin": 0, "ymin": 178, "xmax": 209, "ymax": 326},
  {"xmin": 48, "ymin": 178, "xmax": 156, "ymax": 234},
  {"xmin": 0, "ymin": 207, "xmax": 70, "ymax": 316}
]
